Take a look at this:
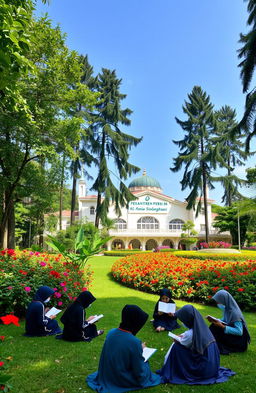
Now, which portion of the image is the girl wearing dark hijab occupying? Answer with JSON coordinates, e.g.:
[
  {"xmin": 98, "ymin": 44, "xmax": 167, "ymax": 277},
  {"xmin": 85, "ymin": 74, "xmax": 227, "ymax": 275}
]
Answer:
[
  {"xmin": 25, "ymin": 286, "xmax": 62, "ymax": 336},
  {"xmin": 60, "ymin": 291, "xmax": 103, "ymax": 342},
  {"xmin": 153, "ymin": 288, "xmax": 180, "ymax": 332},
  {"xmin": 86, "ymin": 305, "xmax": 162, "ymax": 393},
  {"xmin": 207, "ymin": 289, "xmax": 250, "ymax": 354},
  {"xmin": 158, "ymin": 305, "xmax": 235, "ymax": 385}
]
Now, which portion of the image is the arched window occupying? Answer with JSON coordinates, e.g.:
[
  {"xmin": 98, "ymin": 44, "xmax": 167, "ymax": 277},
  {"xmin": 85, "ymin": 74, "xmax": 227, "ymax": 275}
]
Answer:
[
  {"xmin": 115, "ymin": 218, "xmax": 127, "ymax": 230},
  {"xmin": 137, "ymin": 216, "xmax": 159, "ymax": 230},
  {"xmin": 169, "ymin": 219, "xmax": 184, "ymax": 231},
  {"xmin": 90, "ymin": 206, "xmax": 95, "ymax": 215}
]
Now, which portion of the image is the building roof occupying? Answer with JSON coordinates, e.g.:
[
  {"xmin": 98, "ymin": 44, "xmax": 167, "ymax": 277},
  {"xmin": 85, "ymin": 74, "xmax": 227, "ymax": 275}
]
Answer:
[{"xmin": 128, "ymin": 170, "xmax": 161, "ymax": 190}]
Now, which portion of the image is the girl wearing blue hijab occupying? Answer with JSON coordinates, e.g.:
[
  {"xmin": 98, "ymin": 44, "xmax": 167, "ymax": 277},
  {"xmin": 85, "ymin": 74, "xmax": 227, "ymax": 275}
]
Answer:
[
  {"xmin": 86, "ymin": 305, "xmax": 162, "ymax": 393},
  {"xmin": 25, "ymin": 286, "xmax": 62, "ymax": 336},
  {"xmin": 207, "ymin": 289, "xmax": 250, "ymax": 354},
  {"xmin": 158, "ymin": 305, "xmax": 235, "ymax": 385}
]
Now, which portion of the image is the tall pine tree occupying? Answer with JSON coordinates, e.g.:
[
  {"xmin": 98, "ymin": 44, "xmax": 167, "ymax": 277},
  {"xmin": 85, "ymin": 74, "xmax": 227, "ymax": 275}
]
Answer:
[
  {"xmin": 89, "ymin": 69, "xmax": 142, "ymax": 227},
  {"xmin": 171, "ymin": 86, "xmax": 219, "ymax": 243},
  {"xmin": 213, "ymin": 105, "xmax": 249, "ymax": 206}
]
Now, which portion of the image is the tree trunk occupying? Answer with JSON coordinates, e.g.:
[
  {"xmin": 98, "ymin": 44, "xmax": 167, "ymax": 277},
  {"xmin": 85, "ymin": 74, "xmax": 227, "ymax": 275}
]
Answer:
[
  {"xmin": 70, "ymin": 158, "xmax": 78, "ymax": 225},
  {"xmin": 200, "ymin": 135, "xmax": 209, "ymax": 243},
  {"xmin": 95, "ymin": 193, "xmax": 102, "ymax": 228},
  {"xmin": 7, "ymin": 197, "xmax": 15, "ymax": 249},
  {"xmin": 59, "ymin": 155, "xmax": 66, "ymax": 231}
]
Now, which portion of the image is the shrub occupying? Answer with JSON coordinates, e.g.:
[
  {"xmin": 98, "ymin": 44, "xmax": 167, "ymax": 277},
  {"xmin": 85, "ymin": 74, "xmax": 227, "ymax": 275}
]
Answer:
[
  {"xmin": 111, "ymin": 253, "xmax": 256, "ymax": 310},
  {"xmin": 104, "ymin": 250, "xmax": 151, "ymax": 256},
  {"xmin": 0, "ymin": 249, "xmax": 93, "ymax": 317},
  {"xmin": 200, "ymin": 241, "xmax": 232, "ymax": 249},
  {"xmin": 173, "ymin": 251, "xmax": 256, "ymax": 261}
]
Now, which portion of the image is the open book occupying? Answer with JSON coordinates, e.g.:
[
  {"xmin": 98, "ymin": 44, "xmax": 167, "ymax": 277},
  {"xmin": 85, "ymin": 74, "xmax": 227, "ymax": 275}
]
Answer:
[
  {"xmin": 88, "ymin": 314, "xmax": 104, "ymax": 324},
  {"xmin": 45, "ymin": 307, "xmax": 62, "ymax": 318},
  {"xmin": 168, "ymin": 331, "xmax": 182, "ymax": 343},
  {"xmin": 158, "ymin": 301, "xmax": 176, "ymax": 314},
  {"xmin": 206, "ymin": 315, "xmax": 227, "ymax": 325},
  {"xmin": 142, "ymin": 347, "xmax": 157, "ymax": 362}
]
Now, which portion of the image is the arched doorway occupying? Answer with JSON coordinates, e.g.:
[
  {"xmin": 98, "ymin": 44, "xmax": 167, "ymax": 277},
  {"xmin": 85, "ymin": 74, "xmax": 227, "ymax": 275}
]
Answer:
[
  {"xmin": 129, "ymin": 239, "xmax": 141, "ymax": 250},
  {"xmin": 145, "ymin": 239, "xmax": 158, "ymax": 250},
  {"xmin": 112, "ymin": 239, "xmax": 125, "ymax": 250},
  {"xmin": 162, "ymin": 239, "xmax": 174, "ymax": 248},
  {"xmin": 178, "ymin": 241, "xmax": 186, "ymax": 250}
]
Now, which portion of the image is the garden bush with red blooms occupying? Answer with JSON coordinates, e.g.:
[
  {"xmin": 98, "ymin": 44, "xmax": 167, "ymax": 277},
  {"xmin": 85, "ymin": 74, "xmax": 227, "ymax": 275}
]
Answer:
[
  {"xmin": 0, "ymin": 249, "xmax": 93, "ymax": 316},
  {"xmin": 200, "ymin": 241, "xmax": 232, "ymax": 248},
  {"xmin": 111, "ymin": 253, "xmax": 256, "ymax": 310}
]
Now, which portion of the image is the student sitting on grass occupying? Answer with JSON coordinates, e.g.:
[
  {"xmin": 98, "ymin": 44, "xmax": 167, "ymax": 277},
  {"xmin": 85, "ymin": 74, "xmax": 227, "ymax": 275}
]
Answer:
[
  {"xmin": 207, "ymin": 289, "xmax": 251, "ymax": 355},
  {"xmin": 25, "ymin": 286, "xmax": 62, "ymax": 336},
  {"xmin": 152, "ymin": 288, "xmax": 180, "ymax": 332},
  {"xmin": 86, "ymin": 304, "xmax": 162, "ymax": 393},
  {"xmin": 158, "ymin": 305, "xmax": 235, "ymax": 385},
  {"xmin": 60, "ymin": 291, "xmax": 104, "ymax": 342}
]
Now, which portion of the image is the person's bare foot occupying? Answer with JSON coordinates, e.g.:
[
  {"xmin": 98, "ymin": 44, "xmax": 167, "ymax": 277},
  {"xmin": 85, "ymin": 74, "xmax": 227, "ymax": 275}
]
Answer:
[
  {"xmin": 156, "ymin": 326, "xmax": 162, "ymax": 332},
  {"xmin": 97, "ymin": 329, "xmax": 104, "ymax": 336}
]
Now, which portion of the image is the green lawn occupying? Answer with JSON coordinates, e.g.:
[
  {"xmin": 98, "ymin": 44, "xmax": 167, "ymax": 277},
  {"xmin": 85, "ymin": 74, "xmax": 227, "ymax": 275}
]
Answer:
[{"xmin": 1, "ymin": 256, "xmax": 256, "ymax": 393}]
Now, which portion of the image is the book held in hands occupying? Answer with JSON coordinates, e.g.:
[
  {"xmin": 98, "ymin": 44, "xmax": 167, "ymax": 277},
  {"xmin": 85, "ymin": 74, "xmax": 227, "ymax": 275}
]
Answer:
[
  {"xmin": 45, "ymin": 307, "xmax": 62, "ymax": 318},
  {"xmin": 88, "ymin": 314, "xmax": 104, "ymax": 324},
  {"xmin": 158, "ymin": 301, "xmax": 176, "ymax": 314},
  {"xmin": 168, "ymin": 331, "xmax": 182, "ymax": 343},
  {"xmin": 206, "ymin": 315, "xmax": 227, "ymax": 325},
  {"xmin": 142, "ymin": 347, "xmax": 157, "ymax": 362}
]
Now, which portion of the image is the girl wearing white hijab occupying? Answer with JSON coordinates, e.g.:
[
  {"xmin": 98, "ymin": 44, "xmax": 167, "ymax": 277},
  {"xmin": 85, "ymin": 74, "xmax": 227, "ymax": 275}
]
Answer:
[{"xmin": 207, "ymin": 290, "xmax": 250, "ymax": 354}]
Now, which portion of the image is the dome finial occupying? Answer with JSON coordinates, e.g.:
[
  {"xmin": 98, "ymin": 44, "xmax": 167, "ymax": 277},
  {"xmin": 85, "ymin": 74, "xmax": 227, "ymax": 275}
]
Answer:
[{"xmin": 143, "ymin": 169, "xmax": 146, "ymax": 176}]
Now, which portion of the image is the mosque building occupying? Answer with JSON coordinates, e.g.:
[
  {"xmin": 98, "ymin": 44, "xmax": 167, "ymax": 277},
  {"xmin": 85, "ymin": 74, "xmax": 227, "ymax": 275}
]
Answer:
[{"xmin": 78, "ymin": 170, "xmax": 230, "ymax": 250}]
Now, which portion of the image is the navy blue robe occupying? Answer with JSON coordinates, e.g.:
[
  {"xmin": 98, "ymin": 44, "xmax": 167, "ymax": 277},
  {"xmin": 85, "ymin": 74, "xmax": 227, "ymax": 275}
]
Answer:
[
  {"xmin": 86, "ymin": 328, "xmax": 162, "ymax": 393},
  {"xmin": 153, "ymin": 300, "xmax": 180, "ymax": 331},
  {"xmin": 25, "ymin": 286, "xmax": 61, "ymax": 337},
  {"xmin": 158, "ymin": 341, "xmax": 235, "ymax": 385}
]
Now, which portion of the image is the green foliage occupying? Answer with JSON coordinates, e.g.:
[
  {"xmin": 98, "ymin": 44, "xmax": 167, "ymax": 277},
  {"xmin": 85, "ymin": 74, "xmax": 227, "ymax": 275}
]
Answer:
[
  {"xmin": 180, "ymin": 220, "xmax": 198, "ymax": 247},
  {"xmin": 47, "ymin": 226, "xmax": 112, "ymax": 267},
  {"xmin": 212, "ymin": 204, "xmax": 250, "ymax": 245},
  {"xmin": 212, "ymin": 106, "xmax": 248, "ymax": 205},
  {"xmin": 0, "ymin": 249, "xmax": 92, "ymax": 316},
  {"xmin": 89, "ymin": 68, "xmax": 142, "ymax": 226},
  {"xmin": 104, "ymin": 250, "xmax": 151, "ymax": 256}
]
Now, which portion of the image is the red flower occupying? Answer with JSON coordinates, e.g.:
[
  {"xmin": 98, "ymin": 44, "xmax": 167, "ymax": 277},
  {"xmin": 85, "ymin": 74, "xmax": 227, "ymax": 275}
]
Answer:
[
  {"xmin": 0, "ymin": 336, "xmax": 5, "ymax": 341},
  {"xmin": 0, "ymin": 314, "xmax": 20, "ymax": 326},
  {"xmin": 0, "ymin": 362, "xmax": 4, "ymax": 367},
  {"xmin": 237, "ymin": 288, "xmax": 245, "ymax": 292}
]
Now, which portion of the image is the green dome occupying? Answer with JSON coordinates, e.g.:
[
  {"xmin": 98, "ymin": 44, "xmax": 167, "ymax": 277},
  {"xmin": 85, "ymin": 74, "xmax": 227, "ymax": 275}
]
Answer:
[{"xmin": 128, "ymin": 172, "xmax": 161, "ymax": 189}]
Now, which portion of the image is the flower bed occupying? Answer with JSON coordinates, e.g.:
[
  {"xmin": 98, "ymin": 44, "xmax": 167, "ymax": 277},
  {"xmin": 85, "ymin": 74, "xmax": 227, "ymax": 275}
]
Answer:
[
  {"xmin": 200, "ymin": 241, "xmax": 232, "ymax": 248},
  {"xmin": 0, "ymin": 249, "xmax": 93, "ymax": 317},
  {"xmin": 111, "ymin": 253, "xmax": 256, "ymax": 310},
  {"xmin": 173, "ymin": 251, "xmax": 256, "ymax": 261}
]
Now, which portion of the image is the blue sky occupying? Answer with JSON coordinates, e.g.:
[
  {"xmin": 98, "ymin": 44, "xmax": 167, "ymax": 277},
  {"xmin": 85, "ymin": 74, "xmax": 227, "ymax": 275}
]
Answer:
[{"xmin": 35, "ymin": 0, "xmax": 255, "ymax": 203}]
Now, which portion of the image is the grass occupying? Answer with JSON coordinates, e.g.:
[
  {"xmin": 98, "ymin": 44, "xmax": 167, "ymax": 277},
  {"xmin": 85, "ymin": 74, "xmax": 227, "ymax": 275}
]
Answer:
[{"xmin": 1, "ymin": 256, "xmax": 256, "ymax": 393}]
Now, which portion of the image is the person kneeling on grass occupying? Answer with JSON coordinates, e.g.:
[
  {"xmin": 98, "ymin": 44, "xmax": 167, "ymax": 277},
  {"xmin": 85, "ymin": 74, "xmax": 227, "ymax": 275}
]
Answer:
[
  {"xmin": 157, "ymin": 305, "xmax": 235, "ymax": 385},
  {"xmin": 60, "ymin": 291, "xmax": 104, "ymax": 342},
  {"xmin": 152, "ymin": 288, "xmax": 180, "ymax": 332},
  {"xmin": 86, "ymin": 305, "xmax": 162, "ymax": 393},
  {"xmin": 25, "ymin": 286, "xmax": 62, "ymax": 337},
  {"xmin": 207, "ymin": 289, "xmax": 250, "ymax": 355}
]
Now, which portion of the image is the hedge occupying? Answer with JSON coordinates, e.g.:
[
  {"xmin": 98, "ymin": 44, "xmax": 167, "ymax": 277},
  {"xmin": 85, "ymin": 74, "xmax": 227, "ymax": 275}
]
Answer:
[{"xmin": 173, "ymin": 251, "xmax": 256, "ymax": 261}]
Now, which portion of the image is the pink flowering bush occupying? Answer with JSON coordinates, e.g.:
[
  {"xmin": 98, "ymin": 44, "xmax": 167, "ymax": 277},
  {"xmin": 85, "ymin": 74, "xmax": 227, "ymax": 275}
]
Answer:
[
  {"xmin": 0, "ymin": 249, "xmax": 93, "ymax": 316},
  {"xmin": 200, "ymin": 241, "xmax": 232, "ymax": 249}
]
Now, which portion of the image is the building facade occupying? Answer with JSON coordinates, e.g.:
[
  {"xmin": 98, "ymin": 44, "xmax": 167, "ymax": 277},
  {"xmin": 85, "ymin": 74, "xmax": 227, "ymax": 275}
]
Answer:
[{"xmin": 78, "ymin": 171, "xmax": 230, "ymax": 250}]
